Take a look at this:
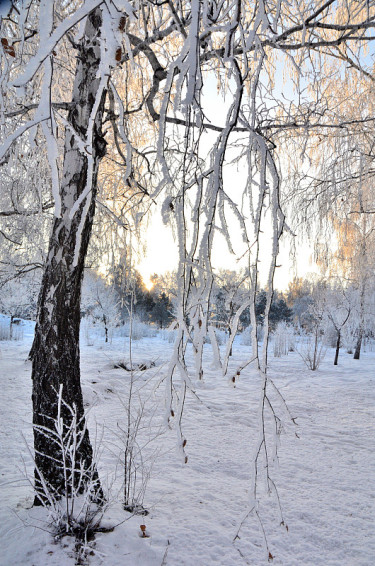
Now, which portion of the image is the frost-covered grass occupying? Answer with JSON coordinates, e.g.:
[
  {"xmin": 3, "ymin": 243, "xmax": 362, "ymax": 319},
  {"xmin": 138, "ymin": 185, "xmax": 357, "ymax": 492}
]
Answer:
[
  {"xmin": 114, "ymin": 319, "xmax": 159, "ymax": 340},
  {"xmin": 80, "ymin": 317, "xmax": 160, "ymax": 346},
  {"xmin": 1, "ymin": 317, "xmax": 374, "ymax": 565}
]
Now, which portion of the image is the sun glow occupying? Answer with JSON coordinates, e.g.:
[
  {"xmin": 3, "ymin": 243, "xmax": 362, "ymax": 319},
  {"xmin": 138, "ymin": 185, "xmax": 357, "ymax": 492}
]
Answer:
[
  {"xmin": 135, "ymin": 206, "xmax": 317, "ymax": 292},
  {"xmin": 143, "ymin": 277, "xmax": 155, "ymax": 291}
]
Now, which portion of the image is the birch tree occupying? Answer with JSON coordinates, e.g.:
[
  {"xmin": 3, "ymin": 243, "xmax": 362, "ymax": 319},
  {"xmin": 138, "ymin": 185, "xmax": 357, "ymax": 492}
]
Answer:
[
  {"xmin": 286, "ymin": 20, "xmax": 375, "ymax": 362},
  {"xmin": 0, "ymin": 0, "xmax": 374, "ymax": 512},
  {"xmin": 330, "ymin": 203, "xmax": 375, "ymax": 359},
  {"xmin": 321, "ymin": 282, "xmax": 352, "ymax": 365}
]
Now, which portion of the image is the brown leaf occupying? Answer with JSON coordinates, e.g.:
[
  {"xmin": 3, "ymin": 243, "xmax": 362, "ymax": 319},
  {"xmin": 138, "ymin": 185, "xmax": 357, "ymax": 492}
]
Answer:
[
  {"xmin": 182, "ymin": 439, "xmax": 187, "ymax": 447},
  {"xmin": 1, "ymin": 38, "xmax": 15, "ymax": 57},
  {"xmin": 1, "ymin": 39, "xmax": 15, "ymax": 56},
  {"xmin": 118, "ymin": 16, "xmax": 126, "ymax": 32},
  {"xmin": 184, "ymin": 456, "xmax": 188, "ymax": 464},
  {"xmin": 268, "ymin": 551, "xmax": 274, "ymax": 561},
  {"xmin": 115, "ymin": 47, "xmax": 122, "ymax": 62}
]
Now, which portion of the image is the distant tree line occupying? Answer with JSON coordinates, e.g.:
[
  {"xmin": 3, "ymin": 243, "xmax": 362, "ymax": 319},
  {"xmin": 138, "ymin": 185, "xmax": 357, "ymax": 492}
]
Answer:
[
  {"xmin": 2, "ymin": 267, "xmax": 374, "ymax": 365},
  {"xmin": 111, "ymin": 268, "xmax": 174, "ymax": 329}
]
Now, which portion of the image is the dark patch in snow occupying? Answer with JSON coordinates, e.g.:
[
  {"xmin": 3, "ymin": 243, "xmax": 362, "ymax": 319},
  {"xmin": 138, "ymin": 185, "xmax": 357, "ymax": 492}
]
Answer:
[
  {"xmin": 114, "ymin": 361, "xmax": 156, "ymax": 372},
  {"xmin": 123, "ymin": 504, "xmax": 149, "ymax": 516}
]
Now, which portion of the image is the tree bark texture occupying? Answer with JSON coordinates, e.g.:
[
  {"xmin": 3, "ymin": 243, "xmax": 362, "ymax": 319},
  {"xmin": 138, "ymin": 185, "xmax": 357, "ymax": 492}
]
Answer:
[
  {"xmin": 334, "ymin": 331, "xmax": 340, "ymax": 366},
  {"xmin": 30, "ymin": 8, "xmax": 107, "ymax": 502}
]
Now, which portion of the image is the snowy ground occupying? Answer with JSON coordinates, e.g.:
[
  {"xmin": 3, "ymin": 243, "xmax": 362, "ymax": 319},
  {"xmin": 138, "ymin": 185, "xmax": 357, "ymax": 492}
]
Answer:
[{"xmin": 1, "ymin": 320, "xmax": 374, "ymax": 565}]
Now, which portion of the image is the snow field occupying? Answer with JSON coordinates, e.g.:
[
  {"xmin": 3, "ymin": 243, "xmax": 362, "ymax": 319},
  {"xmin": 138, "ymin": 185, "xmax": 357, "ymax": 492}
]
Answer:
[{"xmin": 0, "ymin": 325, "xmax": 374, "ymax": 565}]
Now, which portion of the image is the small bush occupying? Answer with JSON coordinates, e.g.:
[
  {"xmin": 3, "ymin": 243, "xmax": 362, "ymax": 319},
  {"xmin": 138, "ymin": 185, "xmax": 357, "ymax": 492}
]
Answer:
[
  {"xmin": 116, "ymin": 320, "xmax": 158, "ymax": 340},
  {"xmin": 240, "ymin": 326, "xmax": 252, "ymax": 346},
  {"xmin": 204, "ymin": 328, "xmax": 226, "ymax": 346},
  {"xmin": 272, "ymin": 322, "xmax": 295, "ymax": 357},
  {"xmin": 296, "ymin": 329, "xmax": 326, "ymax": 370},
  {"xmin": 160, "ymin": 328, "xmax": 177, "ymax": 343},
  {"xmin": 81, "ymin": 316, "xmax": 94, "ymax": 346},
  {"xmin": 240, "ymin": 324, "xmax": 264, "ymax": 345}
]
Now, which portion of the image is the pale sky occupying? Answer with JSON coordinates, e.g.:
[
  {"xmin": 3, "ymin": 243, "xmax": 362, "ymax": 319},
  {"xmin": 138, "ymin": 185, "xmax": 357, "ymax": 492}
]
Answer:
[
  {"xmin": 136, "ymin": 208, "xmax": 318, "ymax": 292},
  {"xmin": 136, "ymin": 72, "xmax": 319, "ymax": 291}
]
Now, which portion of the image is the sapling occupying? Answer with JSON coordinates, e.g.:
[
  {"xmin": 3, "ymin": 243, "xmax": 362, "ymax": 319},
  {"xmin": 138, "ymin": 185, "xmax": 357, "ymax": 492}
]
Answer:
[
  {"xmin": 296, "ymin": 327, "xmax": 326, "ymax": 370},
  {"xmin": 115, "ymin": 292, "xmax": 161, "ymax": 514}
]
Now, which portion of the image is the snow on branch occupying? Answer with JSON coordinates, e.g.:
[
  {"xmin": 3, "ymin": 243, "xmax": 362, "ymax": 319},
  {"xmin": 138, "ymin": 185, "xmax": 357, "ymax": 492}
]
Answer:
[{"xmin": 11, "ymin": 0, "xmax": 105, "ymax": 88}]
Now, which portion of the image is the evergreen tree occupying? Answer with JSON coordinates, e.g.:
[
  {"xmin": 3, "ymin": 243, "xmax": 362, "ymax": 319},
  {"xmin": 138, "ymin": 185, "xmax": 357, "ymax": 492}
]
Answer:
[
  {"xmin": 255, "ymin": 290, "xmax": 293, "ymax": 328},
  {"xmin": 150, "ymin": 292, "xmax": 173, "ymax": 329}
]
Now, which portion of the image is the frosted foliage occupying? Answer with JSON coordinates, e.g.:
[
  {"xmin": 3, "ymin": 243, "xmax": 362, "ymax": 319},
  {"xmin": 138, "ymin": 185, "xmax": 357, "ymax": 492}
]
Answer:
[
  {"xmin": 81, "ymin": 272, "xmax": 119, "ymax": 342},
  {"xmin": 160, "ymin": 328, "xmax": 177, "ymax": 343},
  {"xmin": 341, "ymin": 321, "xmax": 358, "ymax": 353},
  {"xmin": 273, "ymin": 322, "xmax": 295, "ymax": 358},
  {"xmin": 1, "ymin": 0, "xmax": 370, "ymax": 372},
  {"xmin": 119, "ymin": 319, "xmax": 158, "ymax": 340},
  {"xmin": 38, "ymin": 0, "xmax": 61, "ymax": 218},
  {"xmin": 0, "ymin": 278, "xmax": 38, "ymax": 320},
  {"xmin": 241, "ymin": 326, "xmax": 253, "ymax": 346},
  {"xmin": 297, "ymin": 330, "xmax": 326, "ymax": 371},
  {"xmin": 0, "ymin": 0, "xmax": 374, "ymax": 555},
  {"xmin": 241, "ymin": 325, "xmax": 264, "ymax": 346}
]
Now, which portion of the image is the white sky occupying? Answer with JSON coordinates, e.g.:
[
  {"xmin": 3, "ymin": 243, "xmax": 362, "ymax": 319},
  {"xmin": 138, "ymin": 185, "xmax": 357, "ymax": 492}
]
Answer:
[
  {"xmin": 136, "ymin": 209, "xmax": 318, "ymax": 292},
  {"xmin": 136, "ymin": 72, "xmax": 319, "ymax": 291}
]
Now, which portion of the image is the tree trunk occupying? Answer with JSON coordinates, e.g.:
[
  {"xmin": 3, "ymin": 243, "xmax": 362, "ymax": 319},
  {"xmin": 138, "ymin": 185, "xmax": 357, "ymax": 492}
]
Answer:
[
  {"xmin": 334, "ymin": 330, "xmax": 340, "ymax": 366},
  {"xmin": 353, "ymin": 332, "xmax": 362, "ymax": 360},
  {"xmin": 353, "ymin": 286, "xmax": 365, "ymax": 361},
  {"xmin": 312, "ymin": 327, "xmax": 319, "ymax": 370},
  {"xmin": 30, "ymin": 8, "xmax": 107, "ymax": 503},
  {"xmin": 9, "ymin": 314, "xmax": 14, "ymax": 340},
  {"xmin": 228, "ymin": 326, "xmax": 233, "ymax": 357}
]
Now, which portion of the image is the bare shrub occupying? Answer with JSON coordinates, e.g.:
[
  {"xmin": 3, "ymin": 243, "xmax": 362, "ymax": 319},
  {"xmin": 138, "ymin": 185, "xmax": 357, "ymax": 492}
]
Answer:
[
  {"xmin": 296, "ymin": 329, "xmax": 326, "ymax": 370},
  {"xmin": 25, "ymin": 386, "xmax": 112, "ymax": 562},
  {"xmin": 272, "ymin": 322, "xmax": 295, "ymax": 357},
  {"xmin": 116, "ymin": 388, "xmax": 158, "ymax": 515}
]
